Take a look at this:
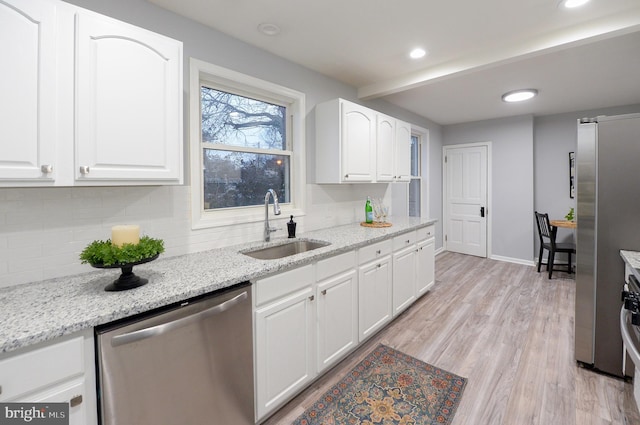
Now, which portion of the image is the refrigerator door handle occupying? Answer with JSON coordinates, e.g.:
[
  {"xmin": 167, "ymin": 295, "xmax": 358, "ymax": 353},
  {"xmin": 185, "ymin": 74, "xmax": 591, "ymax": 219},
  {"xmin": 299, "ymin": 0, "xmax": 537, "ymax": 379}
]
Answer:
[{"xmin": 111, "ymin": 291, "xmax": 248, "ymax": 347}]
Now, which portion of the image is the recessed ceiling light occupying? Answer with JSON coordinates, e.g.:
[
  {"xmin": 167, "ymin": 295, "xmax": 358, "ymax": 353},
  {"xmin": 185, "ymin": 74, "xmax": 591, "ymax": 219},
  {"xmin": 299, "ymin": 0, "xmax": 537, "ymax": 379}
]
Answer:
[
  {"xmin": 563, "ymin": 0, "xmax": 589, "ymax": 8},
  {"xmin": 502, "ymin": 89, "xmax": 538, "ymax": 103},
  {"xmin": 257, "ymin": 22, "xmax": 281, "ymax": 36},
  {"xmin": 409, "ymin": 48, "xmax": 427, "ymax": 59}
]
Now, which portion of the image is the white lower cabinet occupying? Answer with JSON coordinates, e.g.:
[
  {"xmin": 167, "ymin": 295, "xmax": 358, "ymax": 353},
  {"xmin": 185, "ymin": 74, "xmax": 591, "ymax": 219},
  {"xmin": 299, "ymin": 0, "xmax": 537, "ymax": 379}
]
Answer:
[
  {"xmin": 392, "ymin": 231, "xmax": 417, "ymax": 316},
  {"xmin": 253, "ymin": 226, "xmax": 435, "ymax": 422},
  {"xmin": 316, "ymin": 252, "xmax": 358, "ymax": 373},
  {"xmin": 0, "ymin": 329, "xmax": 98, "ymax": 425},
  {"xmin": 358, "ymin": 240, "xmax": 393, "ymax": 342},
  {"xmin": 393, "ymin": 245, "xmax": 417, "ymax": 316},
  {"xmin": 416, "ymin": 232, "xmax": 436, "ymax": 296},
  {"xmin": 254, "ymin": 265, "xmax": 316, "ymax": 421}
]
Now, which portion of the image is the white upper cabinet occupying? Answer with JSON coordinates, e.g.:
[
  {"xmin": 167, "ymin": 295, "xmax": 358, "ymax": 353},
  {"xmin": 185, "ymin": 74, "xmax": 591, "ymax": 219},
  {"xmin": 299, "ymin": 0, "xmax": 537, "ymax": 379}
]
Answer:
[
  {"xmin": 342, "ymin": 101, "xmax": 376, "ymax": 182},
  {"xmin": 316, "ymin": 98, "xmax": 412, "ymax": 184},
  {"xmin": 74, "ymin": 10, "xmax": 182, "ymax": 183},
  {"xmin": 0, "ymin": 0, "xmax": 183, "ymax": 187},
  {"xmin": 376, "ymin": 114, "xmax": 395, "ymax": 182},
  {"xmin": 316, "ymin": 98, "xmax": 375, "ymax": 183},
  {"xmin": 394, "ymin": 120, "xmax": 412, "ymax": 182},
  {"xmin": 0, "ymin": 0, "xmax": 57, "ymax": 183}
]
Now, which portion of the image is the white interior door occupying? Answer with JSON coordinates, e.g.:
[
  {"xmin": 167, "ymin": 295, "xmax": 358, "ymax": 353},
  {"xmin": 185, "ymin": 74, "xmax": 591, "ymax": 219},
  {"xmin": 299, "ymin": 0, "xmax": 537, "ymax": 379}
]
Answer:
[{"xmin": 444, "ymin": 144, "xmax": 488, "ymax": 257}]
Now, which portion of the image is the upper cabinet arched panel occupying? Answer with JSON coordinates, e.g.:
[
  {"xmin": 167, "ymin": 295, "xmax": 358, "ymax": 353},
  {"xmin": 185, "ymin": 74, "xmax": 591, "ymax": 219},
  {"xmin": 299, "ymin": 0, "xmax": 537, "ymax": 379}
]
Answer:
[
  {"xmin": 75, "ymin": 10, "xmax": 183, "ymax": 182},
  {"xmin": 0, "ymin": 0, "xmax": 57, "ymax": 181}
]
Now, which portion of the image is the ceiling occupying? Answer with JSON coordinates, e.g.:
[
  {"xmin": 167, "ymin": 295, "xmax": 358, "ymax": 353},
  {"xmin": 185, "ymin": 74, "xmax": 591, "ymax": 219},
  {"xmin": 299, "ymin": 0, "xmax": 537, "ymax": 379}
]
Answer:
[{"xmin": 148, "ymin": 0, "xmax": 640, "ymax": 125}]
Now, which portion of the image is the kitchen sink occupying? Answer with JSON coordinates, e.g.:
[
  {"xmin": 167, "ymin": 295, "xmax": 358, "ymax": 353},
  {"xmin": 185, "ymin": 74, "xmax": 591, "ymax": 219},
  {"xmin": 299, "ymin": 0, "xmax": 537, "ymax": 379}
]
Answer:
[{"xmin": 242, "ymin": 239, "xmax": 330, "ymax": 260}]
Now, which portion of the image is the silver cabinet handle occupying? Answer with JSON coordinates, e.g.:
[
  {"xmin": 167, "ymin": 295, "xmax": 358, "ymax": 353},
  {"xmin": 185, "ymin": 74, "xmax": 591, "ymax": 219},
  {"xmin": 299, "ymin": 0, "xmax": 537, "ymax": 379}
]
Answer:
[
  {"xmin": 321, "ymin": 289, "xmax": 327, "ymax": 295},
  {"xmin": 79, "ymin": 166, "xmax": 90, "ymax": 174},
  {"xmin": 344, "ymin": 174, "xmax": 349, "ymax": 179},
  {"xmin": 309, "ymin": 295, "xmax": 315, "ymax": 301},
  {"xmin": 70, "ymin": 395, "xmax": 83, "ymax": 407},
  {"xmin": 41, "ymin": 164, "xmax": 53, "ymax": 173},
  {"xmin": 376, "ymin": 250, "xmax": 381, "ymax": 255},
  {"xmin": 111, "ymin": 291, "xmax": 248, "ymax": 347},
  {"xmin": 406, "ymin": 239, "xmax": 410, "ymax": 244},
  {"xmin": 377, "ymin": 263, "xmax": 381, "ymax": 268}
]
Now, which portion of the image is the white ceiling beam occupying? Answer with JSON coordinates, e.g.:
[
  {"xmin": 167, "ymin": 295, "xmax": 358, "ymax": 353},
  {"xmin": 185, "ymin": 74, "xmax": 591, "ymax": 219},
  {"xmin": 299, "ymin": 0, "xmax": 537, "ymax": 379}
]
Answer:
[{"xmin": 358, "ymin": 11, "xmax": 640, "ymax": 100}]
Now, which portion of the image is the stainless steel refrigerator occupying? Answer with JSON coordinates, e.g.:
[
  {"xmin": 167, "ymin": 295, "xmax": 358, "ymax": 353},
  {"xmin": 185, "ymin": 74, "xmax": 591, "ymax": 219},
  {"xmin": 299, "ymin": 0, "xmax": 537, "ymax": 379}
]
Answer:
[{"xmin": 575, "ymin": 113, "xmax": 640, "ymax": 377}]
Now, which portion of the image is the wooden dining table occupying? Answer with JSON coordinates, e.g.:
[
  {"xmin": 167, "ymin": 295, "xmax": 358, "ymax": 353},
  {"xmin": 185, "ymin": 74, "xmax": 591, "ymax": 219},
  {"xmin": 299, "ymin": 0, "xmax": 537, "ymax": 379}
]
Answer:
[{"xmin": 550, "ymin": 219, "xmax": 577, "ymax": 229}]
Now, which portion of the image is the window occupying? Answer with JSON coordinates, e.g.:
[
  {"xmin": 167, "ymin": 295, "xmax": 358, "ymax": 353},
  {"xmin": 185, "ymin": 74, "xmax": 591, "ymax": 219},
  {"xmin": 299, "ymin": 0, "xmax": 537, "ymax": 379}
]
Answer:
[
  {"xmin": 190, "ymin": 59, "xmax": 305, "ymax": 229},
  {"xmin": 409, "ymin": 134, "xmax": 421, "ymax": 217},
  {"xmin": 408, "ymin": 127, "xmax": 428, "ymax": 218},
  {"xmin": 200, "ymin": 87, "xmax": 290, "ymax": 210}
]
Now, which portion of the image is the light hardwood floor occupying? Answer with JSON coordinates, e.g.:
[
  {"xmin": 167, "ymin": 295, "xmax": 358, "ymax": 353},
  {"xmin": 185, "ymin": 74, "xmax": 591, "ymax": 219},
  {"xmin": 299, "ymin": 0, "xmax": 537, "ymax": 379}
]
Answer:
[{"xmin": 263, "ymin": 251, "xmax": 640, "ymax": 425}]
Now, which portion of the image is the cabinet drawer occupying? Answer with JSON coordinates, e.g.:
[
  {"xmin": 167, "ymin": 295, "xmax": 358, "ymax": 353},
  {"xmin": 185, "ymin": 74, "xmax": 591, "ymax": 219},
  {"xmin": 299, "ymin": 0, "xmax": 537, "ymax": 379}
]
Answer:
[
  {"xmin": 317, "ymin": 251, "xmax": 356, "ymax": 282},
  {"xmin": 358, "ymin": 239, "xmax": 392, "ymax": 264},
  {"xmin": 416, "ymin": 225, "xmax": 435, "ymax": 241},
  {"xmin": 0, "ymin": 336, "xmax": 84, "ymax": 401},
  {"xmin": 255, "ymin": 264, "xmax": 315, "ymax": 306},
  {"xmin": 393, "ymin": 231, "xmax": 416, "ymax": 251}
]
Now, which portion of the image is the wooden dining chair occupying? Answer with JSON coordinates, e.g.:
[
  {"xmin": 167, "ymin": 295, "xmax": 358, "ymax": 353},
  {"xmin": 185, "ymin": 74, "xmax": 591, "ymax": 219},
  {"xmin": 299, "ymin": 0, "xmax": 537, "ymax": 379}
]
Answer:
[{"xmin": 534, "ymin": 211, "xmax": 576, "ymax": 278}]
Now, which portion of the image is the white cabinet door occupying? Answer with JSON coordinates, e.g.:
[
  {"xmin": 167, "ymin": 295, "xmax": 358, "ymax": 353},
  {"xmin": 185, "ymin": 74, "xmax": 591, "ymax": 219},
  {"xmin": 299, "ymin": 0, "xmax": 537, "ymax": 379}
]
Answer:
[
  {"xmin": 0, "ymin": 0, "xmax": 57, "ymax": 182},
  {"xmin": 23, "ymin": 379, "xmax": 86, "ymax": 425},
  {"xmin": 395, "ymin": 120, "xmax": 412, "ymax": 182},
  {"xmin": 255, "ymin": 287, "xmax": 315, "ymax": 420},
  {"xmin": 341, "ymin": 100, "xmax": 375, "ymax": 182},
  {"xmin": 317, "ymin": 269, "xmax": 358, "ymax": 373},
  {"xmin": 392, "ymin": 245, "xmax": 417, "ymax": 316},
  {"xmin": 0, "ymin": 330, "xmax": 97, "ymax": 425},
  {"xmin": 75, "ymin": 10, "xmax": 182, "ymax": 182},
  {"xmin": 416, "ymin": 238, "xmax": 435, "ymax": 297},
  {"xmin": 376, "ymin": 114, "xmax": 395, "ymax": 182},
  {"xmin": 358, "ymin": 256, "xmax": 392, "ymax": 342}
]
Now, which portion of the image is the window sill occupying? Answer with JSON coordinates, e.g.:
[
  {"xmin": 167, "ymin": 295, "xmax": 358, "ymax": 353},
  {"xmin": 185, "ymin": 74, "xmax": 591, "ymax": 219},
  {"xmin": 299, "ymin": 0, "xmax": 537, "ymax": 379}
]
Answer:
[{"xmin": 192, "ymin": 205, "xmax": 305, "ymax": 230}]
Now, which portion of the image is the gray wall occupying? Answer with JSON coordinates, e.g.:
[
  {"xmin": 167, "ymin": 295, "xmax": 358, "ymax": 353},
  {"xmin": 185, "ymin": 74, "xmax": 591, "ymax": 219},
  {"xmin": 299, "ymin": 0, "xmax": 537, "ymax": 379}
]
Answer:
[
  {"xmin": 533, "ymin": 103, "xmax": 640, "ymax": 256},
  {"xmin": 443, "ymin": 115, "xmax": 535, "ymax": 263}
]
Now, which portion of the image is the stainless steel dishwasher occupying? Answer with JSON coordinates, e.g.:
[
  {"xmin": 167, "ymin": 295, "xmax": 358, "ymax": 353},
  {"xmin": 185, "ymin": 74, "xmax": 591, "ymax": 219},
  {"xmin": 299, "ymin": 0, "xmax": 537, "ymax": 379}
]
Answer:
[{"xmin": 95, "ymin": 282, "xmax": 254, "ymax": 425}]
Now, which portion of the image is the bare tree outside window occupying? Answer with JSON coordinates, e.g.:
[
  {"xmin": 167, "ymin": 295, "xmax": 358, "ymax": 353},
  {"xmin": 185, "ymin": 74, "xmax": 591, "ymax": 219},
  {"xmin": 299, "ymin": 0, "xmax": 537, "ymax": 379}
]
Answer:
[{"xmin": 200, "ymin": 87, "xmax": 291, "ymax": 210}]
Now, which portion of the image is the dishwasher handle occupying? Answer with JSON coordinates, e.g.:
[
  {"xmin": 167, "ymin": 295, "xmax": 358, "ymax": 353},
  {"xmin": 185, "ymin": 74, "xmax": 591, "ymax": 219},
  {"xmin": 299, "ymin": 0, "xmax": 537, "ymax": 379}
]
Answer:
[{"xmin": 111, "ymin": 291, "xmax": 248, "ymax": 347}]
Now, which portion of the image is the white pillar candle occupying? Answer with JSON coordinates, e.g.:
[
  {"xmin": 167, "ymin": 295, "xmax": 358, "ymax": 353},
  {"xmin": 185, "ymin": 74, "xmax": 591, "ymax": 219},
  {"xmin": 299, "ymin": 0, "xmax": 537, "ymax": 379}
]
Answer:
[{"xmin": 111, "ymin": 225, "xmax": 140, "ymax": 247}]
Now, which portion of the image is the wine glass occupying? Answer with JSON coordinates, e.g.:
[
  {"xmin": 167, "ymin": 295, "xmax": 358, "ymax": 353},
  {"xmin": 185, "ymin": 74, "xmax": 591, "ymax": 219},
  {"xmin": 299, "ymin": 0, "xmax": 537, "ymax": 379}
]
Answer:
[{"xmin": 372, "ymin": 199, "xmax": 382, "ymax": 222}]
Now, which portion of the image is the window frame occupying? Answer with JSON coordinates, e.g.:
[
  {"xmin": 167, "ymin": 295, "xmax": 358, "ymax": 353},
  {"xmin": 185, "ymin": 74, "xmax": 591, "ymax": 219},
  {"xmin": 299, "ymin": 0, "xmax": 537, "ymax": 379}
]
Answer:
[
  {"xmin": 189, "ymin": 58, "xmax": 306, "ymax": 229},
  {"xmin": 409, "ymin": 126, "xmax": 429, "ymax": 218}
]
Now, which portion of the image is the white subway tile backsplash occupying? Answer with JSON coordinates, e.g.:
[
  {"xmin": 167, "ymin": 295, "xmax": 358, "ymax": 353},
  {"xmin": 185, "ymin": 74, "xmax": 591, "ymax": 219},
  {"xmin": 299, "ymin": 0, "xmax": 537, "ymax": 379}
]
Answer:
[{"xmin": 0, "ymin": 183, "xmax": 362, "ymax": 288}]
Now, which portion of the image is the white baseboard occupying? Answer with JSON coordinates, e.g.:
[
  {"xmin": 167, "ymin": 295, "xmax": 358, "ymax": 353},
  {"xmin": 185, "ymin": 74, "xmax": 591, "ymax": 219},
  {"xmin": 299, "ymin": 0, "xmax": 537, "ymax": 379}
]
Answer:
[
  {"xmin": 490, "ymin": 254, "xmax": 535, "ymax": 267},
  {"xmin": 435, "ymin": 247, "xmax": 446, "ymax": 256}
]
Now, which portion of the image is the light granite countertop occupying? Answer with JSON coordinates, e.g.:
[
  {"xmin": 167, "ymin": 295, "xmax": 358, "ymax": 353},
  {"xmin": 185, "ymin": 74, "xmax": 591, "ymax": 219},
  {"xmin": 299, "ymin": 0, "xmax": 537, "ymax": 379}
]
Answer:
[
  {"xmin": 621, "ymin": 250, "xmax": 640, "ymax": 282},
  {"xmin": 0, "ymin": 217, "xmax": 436, "ymax": 354}
]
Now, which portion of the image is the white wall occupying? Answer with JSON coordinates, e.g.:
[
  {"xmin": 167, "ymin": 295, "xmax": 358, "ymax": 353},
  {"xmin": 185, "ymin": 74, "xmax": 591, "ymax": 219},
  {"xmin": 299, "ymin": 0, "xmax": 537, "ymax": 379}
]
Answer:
[
  {"xmin": 0, "ymin": 0, "xmax": 443, "ymax": 288},
  {"xmin": 443, "ymin": 115, "xmax": 535, "ymax": 263}
]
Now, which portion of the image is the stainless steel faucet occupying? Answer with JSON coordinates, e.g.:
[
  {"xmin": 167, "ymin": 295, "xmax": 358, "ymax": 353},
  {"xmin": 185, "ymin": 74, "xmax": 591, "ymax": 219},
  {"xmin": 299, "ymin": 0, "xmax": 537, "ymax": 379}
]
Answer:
[{"xmin": 264, "ymin": 189, "xmax": 281, "ymax": 242}]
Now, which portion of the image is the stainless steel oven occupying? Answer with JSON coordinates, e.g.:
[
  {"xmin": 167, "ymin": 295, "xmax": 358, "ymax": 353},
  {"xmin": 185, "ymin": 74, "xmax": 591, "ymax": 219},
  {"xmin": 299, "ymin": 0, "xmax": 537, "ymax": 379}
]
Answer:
[{"xmin": 621, "ymin": 275, "xmax": 640, "ymax": 378}]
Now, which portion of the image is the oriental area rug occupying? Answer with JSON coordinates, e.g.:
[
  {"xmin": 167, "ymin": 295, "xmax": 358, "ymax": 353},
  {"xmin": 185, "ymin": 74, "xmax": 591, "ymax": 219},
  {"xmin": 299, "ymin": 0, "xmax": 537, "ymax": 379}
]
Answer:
[{"xmin": 293, "ymin": 344, "xmax": 467, "ymax": 425}]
